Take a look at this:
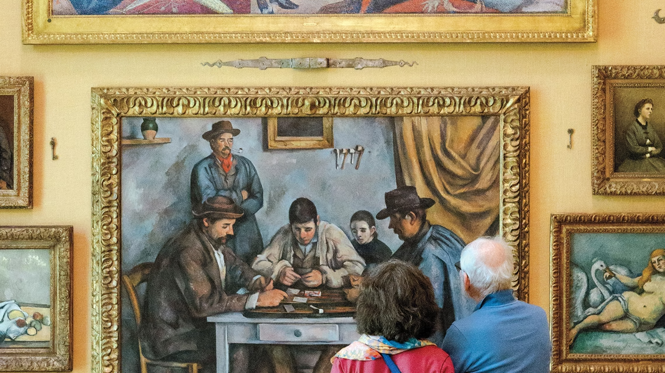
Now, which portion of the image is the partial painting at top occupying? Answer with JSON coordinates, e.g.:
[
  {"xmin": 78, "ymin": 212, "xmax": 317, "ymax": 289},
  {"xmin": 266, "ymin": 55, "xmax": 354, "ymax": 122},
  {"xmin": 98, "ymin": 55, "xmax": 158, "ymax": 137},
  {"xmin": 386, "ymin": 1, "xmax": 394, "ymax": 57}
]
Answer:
[
  {"xmin": 53, "ymin": 0, "xmax": 565, "ymax": 15},
  {"xmin": 0, "ymin": 96, "xmax": 14, "ymax": 192}
]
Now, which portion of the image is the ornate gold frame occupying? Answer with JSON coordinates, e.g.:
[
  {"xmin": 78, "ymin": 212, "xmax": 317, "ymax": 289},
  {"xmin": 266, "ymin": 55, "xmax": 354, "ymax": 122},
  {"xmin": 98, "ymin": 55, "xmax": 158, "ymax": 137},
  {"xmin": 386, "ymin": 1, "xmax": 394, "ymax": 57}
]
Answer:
[
  {"xmin": 0, "ymin": 77, "xmax": 33, "ymax": 208},
  {"xmin": 91, "ymin": 86, "xmax": 530, "ymax": 373},
  {"xmin": 0, "ymin": 226, "xmax": 73, "ymax": 371},
  {"xmin": 267, "ymin": 117, "xmax": 334, "ymax": 149},
  {"xmin": 551, "ymin": 213, "xmax": 665, "ymax": 372},
  {"xmin": 592, "ymin": 65, "xmax": 665, "ymax": 195},
  {"xmin": 23, "ymin": 0, "xmax": 595, "ymax": 44}
]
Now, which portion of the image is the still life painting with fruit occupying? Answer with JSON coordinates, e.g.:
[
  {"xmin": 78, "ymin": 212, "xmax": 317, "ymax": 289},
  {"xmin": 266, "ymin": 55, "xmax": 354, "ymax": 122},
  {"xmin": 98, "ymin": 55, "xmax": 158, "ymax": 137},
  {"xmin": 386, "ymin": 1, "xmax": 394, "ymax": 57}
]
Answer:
[{"xmin": 0, "ymin": 248, "xmax": 51, "ymax": 348}]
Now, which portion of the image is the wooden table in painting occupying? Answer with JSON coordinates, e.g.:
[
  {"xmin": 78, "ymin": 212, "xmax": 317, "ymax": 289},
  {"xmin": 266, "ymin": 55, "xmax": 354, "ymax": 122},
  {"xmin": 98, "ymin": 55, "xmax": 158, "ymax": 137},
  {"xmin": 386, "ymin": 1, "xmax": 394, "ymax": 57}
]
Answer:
[{"xmin": 207, "ymin": 289, "xmax": 358, "ymax": 373}]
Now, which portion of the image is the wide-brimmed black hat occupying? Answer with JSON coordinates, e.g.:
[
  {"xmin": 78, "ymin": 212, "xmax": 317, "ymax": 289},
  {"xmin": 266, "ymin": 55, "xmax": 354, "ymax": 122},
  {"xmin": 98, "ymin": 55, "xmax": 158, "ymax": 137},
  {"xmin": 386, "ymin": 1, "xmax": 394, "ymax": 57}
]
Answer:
[
  {"xmin": 376, "ymin": 186, "xmax": 435, "ymax": 220},
  {"xmin": 202, "ymin": 120, "xmax": 240, "ymax": 140},
  {"xmin": 192, "ymin": 196, "xmax": 244, "ymax": 219}
]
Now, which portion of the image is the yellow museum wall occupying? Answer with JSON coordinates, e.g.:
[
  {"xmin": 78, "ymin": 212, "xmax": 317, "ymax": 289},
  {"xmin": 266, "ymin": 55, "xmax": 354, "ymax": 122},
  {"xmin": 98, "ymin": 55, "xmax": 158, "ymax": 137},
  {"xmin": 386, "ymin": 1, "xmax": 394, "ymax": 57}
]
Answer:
[{"xmin": 1, "ymin": 1, "xmax": 664, "ymax": 371}]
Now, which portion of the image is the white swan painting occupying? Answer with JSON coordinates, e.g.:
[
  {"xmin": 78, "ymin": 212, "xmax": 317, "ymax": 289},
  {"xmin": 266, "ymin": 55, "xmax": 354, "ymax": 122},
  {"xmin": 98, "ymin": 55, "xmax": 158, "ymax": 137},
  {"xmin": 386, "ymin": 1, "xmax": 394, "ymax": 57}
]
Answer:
[{"xmin": 571, "ymin": 259, "xmax": 632, "ymax": 324}]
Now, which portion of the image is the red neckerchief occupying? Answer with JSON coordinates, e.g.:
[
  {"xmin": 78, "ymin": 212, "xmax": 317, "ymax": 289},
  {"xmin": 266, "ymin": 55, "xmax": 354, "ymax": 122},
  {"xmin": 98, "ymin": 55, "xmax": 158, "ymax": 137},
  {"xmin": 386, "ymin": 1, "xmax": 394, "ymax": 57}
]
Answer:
[{"xmin": 218, "ymin": 155, "xmax": 233, "ymax": 173}]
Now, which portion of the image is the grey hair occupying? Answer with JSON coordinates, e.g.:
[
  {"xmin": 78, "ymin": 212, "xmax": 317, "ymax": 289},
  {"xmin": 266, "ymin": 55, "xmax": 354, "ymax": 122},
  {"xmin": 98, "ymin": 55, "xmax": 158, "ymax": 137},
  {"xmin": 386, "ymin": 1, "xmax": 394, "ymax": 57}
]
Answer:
[{"xmin": 460, "ymin": 236, "xmax": 514, "ymax": 299}]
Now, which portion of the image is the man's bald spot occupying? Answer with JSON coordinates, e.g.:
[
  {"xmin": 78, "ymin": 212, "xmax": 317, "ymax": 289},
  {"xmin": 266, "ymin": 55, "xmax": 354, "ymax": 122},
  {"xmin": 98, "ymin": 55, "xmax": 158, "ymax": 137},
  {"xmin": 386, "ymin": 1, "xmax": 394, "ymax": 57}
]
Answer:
[{"xmin": 473, "ymin": 238, "xmax": 510, "ymax": 271}]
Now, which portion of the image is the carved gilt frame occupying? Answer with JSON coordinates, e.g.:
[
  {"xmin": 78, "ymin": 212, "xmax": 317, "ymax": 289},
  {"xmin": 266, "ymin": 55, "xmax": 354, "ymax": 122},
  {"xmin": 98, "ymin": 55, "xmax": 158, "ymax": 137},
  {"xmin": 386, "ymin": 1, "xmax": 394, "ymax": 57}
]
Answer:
[
  {"xmin": 592, "ymin": 65, "xmax": 665, "ymax": 195},
  {"xmin": 91, "ymin": 86, "xmax": 530, "ymax": 373},
  {"xmin": 23, "ymin": 0, "xmax": 596, "ymax": 44},
  {"xmin": 551, "ymin": 213, "xmax": 665, "ymax": 372},
  {"xmin": 0, "ymin": 226, "xmax": 73, "ymax": 371},
  {"xmin": 0, "ymin": 77, "xmax": 33, "ymax": 208}
]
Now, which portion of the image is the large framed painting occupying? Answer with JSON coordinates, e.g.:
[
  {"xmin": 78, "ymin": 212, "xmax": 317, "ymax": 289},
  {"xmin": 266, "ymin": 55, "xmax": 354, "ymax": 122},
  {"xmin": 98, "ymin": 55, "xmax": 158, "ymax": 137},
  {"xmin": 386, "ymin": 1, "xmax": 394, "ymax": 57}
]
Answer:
[
  {"xmin": 91, "ymin": 86, "xmax": 530, "ymax": 373},
  {"xmin": 592, "ymin": 65, "xmax": 665, "ymax": 195},
  {"xmin": 23, "ymin": 0, "xmax": 595, "ymax": 44},
  {"xmin": 0, "ymin": 77, "xmax": 33, "ymax": 209},
  {"xmin": 551, "ymin": 213, "xmax": 665, "ymax": 372},
  {"xmin": 0, "ymin": 226, "xmax": 73, "ymax": 371}
]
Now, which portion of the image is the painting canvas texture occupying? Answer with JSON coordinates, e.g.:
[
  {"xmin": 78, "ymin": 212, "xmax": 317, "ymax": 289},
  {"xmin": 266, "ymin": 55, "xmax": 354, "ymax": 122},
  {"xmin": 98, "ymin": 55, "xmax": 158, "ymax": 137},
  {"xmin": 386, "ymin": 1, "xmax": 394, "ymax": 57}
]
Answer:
[
  {"xmin": 0, "ymin": 249, "xmax": 51, "ymax": 348},
  {"xmin": 569, "ymin": 232, "xmax": 665, "ymax": 355},
  {"xmin": 120, "ymin": 115, "xmax": 501, "ymax": 372},
  {"xmin": 54, "ymin": 0, "xmax": 565, "ymax": 16},
  {"xmin": 0, "ymin": 96, "xmax": 14, "ymax": 192},
  {"xmin": 613, "ymin": 88, "xmax": 665, "ymax": 174}
]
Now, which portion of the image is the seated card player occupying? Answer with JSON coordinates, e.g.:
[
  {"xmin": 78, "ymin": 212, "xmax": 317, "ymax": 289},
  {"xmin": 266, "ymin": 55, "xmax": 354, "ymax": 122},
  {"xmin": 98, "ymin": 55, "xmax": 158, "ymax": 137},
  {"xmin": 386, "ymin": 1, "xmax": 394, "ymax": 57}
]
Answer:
[{"xmin": 253, "ymin": 197, "xmax": 365, "ymax": 288}]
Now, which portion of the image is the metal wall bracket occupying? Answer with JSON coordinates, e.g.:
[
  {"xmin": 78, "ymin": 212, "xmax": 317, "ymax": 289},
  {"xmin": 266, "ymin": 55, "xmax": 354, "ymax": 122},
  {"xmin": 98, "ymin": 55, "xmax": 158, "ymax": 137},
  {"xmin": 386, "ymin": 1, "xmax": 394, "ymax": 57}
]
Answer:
[{"xmin": 202, "ymin": 57, "xmax": 417, "ymax": 70}]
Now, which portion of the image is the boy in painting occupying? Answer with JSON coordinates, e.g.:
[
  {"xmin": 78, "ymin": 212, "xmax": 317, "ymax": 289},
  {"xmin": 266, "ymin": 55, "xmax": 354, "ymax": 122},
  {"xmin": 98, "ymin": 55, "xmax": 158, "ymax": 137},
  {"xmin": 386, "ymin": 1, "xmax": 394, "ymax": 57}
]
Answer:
[
  {"xmin": 569, "ymin": 249, "xmax": 665, "ymax": 345},
  {"xmin": 349, "ymin": 210, "xmax": 392, "ymax": 272},
  {"xmin": 252, "ymin": 197, "xmax": 365, "ymax": 289}
]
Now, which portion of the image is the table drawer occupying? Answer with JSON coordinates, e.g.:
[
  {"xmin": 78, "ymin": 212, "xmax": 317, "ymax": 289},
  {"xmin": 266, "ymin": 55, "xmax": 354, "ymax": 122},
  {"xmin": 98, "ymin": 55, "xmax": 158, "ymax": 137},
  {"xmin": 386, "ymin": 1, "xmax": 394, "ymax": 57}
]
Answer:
[{"xmin": 258, "ymin": 324, "xmax": 339, "ymax": 342}]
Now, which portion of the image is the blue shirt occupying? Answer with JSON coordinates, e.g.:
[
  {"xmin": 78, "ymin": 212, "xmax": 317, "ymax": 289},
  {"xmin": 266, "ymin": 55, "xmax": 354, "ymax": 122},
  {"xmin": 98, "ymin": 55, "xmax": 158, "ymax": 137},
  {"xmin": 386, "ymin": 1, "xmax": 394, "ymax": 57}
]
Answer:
[{"xmin": 440, "ymin": 290, "xmax": 551, "ymax": 373}]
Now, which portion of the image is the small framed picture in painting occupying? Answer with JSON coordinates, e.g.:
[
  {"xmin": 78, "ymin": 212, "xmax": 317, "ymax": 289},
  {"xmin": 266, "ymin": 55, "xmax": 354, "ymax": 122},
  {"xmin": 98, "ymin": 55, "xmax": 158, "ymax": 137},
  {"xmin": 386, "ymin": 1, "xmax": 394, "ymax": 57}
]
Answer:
[
  {"xmin": 592, "ymin": 66, "xmax": 665, "ymax": 195},
  {"xmin": 0, "ymin": 226, "xmax": 72, "ymax": 371},
  {"xmin": 0, "ymin": 77, "xmax": 33, "ymax": 208},
  {"xmin": 551, "ymin": 213, "xmax": 665, "ymax": 372},
  {"xmin": 267, "ymin": 117, "xmax": 334, "ymax": 149}
]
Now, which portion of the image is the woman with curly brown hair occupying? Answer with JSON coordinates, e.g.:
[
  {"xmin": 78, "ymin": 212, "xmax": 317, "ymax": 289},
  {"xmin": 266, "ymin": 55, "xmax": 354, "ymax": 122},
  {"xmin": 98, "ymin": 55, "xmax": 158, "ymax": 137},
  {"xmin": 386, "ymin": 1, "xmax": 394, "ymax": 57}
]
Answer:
[{"xmin": 331, "ymin": 260, "xmax": 454, "ymax": 373}]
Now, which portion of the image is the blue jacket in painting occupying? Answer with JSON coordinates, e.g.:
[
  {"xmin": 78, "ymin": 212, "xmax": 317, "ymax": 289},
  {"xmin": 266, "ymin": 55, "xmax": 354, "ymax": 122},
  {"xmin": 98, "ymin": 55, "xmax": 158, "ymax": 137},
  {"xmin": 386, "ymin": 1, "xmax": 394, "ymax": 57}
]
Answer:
[
  {"xmin": 441, "ymin": 289, "xmax": 551, "ymax": 373},
  {"xmin": 190, "ymin": 154, "xmax": 264, "ymax": 263},
  {"xmin": 392, "ymin": 223, "xmax": 475, "ymax": 346}
]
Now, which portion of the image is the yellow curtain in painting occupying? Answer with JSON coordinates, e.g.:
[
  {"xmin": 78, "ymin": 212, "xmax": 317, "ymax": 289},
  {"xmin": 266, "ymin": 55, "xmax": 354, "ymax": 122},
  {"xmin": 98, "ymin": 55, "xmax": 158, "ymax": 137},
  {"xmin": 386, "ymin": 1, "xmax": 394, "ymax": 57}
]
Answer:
[{"xmin": 394, "ymin": 116, "xmax": 500, "ymax": 244}]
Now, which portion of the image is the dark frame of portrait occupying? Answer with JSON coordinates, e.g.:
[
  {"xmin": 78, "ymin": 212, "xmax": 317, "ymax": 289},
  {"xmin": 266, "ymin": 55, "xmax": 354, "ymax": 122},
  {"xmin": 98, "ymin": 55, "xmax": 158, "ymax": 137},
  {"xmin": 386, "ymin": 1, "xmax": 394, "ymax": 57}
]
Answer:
[
  {"xmin": 592, "ymin": 65, "xmax": 665, "ymax": 195},
  {"xmin": 22, "ymin": 0, "xmax": 596, "ymax": 44},
  {"xmin": 0, "ymin": 77, "xmax": 33, "ymax": 208},
  {"xmin": 267, "ymin": 117, "xmax": 334, "ymax": 149},
  {"xmin": 0, "ymin": 226, "xmax": 73, "ymax": 371},
  {"xmin": 551, "ymin": 213, "xmax": 665, "ymax": 373},
  {"xmin": 90, "ymin": 86, "xmax": 530, "ymax": 373}
]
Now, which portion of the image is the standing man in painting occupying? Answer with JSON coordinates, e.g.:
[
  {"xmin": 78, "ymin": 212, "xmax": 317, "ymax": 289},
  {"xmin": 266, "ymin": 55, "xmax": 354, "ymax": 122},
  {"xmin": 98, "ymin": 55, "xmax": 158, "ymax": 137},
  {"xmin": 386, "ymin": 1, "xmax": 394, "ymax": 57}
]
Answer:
[
  {"xmin": 141, "ymin": 196, "xmax": 287, "ymax": 373},
  {"xmin": 191, "ymin": 120, "xmax": 264, "ymax": 263},
  {"xmin": 377, "ymin": 186, "xmax": 475, "ymax": 345},
  {"xmin": 441, "ymin": 237, "xmax": 550, "ymax": 373}
]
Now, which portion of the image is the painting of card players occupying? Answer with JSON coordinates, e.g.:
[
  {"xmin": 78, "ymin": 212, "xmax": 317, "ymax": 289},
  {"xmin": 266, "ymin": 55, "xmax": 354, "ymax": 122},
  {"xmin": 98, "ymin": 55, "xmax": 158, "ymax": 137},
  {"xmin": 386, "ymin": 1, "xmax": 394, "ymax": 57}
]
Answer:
[{"xmin": 119, "ymin": 113, "xmax": 507, "ymax": 373}]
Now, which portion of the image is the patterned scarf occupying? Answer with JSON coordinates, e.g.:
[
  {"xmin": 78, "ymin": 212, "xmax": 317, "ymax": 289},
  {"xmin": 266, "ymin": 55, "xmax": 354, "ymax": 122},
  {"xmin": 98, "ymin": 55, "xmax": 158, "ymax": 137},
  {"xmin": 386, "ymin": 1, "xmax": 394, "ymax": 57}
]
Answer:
[{"xmin": 333, "ymin": 334, "xmax": 435, "ymax": 361}]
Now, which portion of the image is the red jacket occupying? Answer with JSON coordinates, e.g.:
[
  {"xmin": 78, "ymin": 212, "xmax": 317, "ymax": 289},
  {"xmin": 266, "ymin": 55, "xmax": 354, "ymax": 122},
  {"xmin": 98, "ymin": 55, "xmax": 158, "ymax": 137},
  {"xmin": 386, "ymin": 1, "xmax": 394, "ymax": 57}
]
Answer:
[{"xmin": 331, "ymin": 345, "xmax": 454, "ymax": 373}]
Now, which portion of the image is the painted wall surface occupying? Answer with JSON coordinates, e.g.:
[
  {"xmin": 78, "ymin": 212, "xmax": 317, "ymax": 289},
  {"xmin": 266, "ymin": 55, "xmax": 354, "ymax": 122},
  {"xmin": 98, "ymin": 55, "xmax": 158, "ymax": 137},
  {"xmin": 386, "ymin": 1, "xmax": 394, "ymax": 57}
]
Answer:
[{"xmin": 3, "ymin": 1, "xmax": 665, "ymax": 371}]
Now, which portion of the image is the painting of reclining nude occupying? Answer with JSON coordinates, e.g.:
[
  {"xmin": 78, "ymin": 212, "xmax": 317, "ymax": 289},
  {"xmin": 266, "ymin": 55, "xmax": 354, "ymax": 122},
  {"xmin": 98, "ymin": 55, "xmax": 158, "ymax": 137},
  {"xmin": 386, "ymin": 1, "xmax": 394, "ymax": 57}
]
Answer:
[
  {"xmin": 90, "ymin": 87, "xmax": 529, "ymax": 373},
  {"xmin": 551, "ymin": 214, "xmax": 665, "ymax": 373}
]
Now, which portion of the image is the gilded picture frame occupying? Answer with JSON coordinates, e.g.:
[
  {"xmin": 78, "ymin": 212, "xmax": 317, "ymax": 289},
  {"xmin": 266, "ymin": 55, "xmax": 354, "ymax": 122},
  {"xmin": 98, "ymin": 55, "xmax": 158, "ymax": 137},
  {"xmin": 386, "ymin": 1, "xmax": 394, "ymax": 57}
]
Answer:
[
  {"xmin": 0, "ymin": 77, "xmax": 33, "ymax": 208},
  {"xmin": 0, "ymin": 226, "xmax": 73, "ymax": 371},
  {"xmin": 267, "ymin": 117, "xmax": 334, "ymax": 149},
  {"xmin": 91, "ymin": 86, "xmax": 530, "ymax": 373},
  {"xmin": 23, "ymin": 0, "xmax": 596, "ymax": 44},
  {"xmin": 591, "ymin": 65, "xmax": 665, "ymax": 195},
  {"xmin": 551, "ymin": 213, "xmax": 665, "ymax": 372}
]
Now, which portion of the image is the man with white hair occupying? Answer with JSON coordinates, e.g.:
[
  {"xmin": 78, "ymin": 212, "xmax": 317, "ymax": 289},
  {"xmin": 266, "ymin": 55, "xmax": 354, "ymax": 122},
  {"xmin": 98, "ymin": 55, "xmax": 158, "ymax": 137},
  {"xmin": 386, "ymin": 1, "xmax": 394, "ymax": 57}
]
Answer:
[{"xmin": 441, "ymin": 237, "xmax": 551, "ymax": 373}]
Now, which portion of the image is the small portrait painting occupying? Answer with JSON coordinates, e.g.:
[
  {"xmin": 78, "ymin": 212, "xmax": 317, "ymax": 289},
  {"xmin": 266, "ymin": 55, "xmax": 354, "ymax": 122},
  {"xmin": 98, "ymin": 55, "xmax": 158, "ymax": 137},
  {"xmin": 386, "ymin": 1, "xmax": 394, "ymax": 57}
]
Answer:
[
  {"xmin": 613, "ymin": 89, "xmax": 665, "ymax": 174},
  {"xmin": 0, "ymin": 95, "xmax": 14, "ymax": 190}
]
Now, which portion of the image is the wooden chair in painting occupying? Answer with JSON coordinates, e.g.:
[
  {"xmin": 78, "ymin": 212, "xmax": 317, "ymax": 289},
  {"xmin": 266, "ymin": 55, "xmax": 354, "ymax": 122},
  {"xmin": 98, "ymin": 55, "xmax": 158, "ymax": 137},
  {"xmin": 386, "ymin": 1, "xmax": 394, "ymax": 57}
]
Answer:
[{"xmin": 122, "ymin": 262, "xmax": 201, "ymax": 373}]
